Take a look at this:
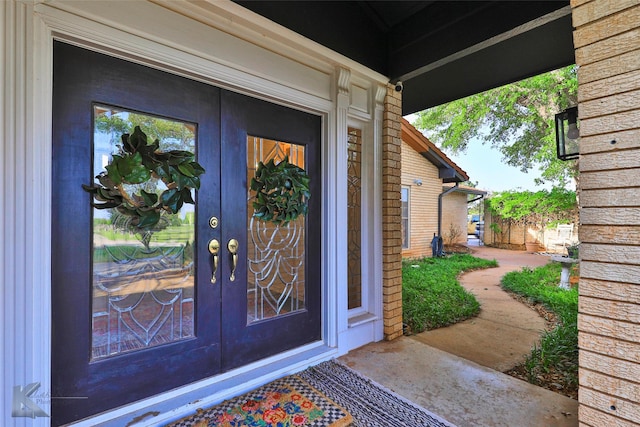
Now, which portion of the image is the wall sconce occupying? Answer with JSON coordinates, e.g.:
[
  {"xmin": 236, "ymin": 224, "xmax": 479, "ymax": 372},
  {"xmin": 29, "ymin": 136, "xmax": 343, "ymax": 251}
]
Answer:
[
  {"xmin": 555, "ymin": 106, "xmax": 579, "ymax": 161},
  {"xmin": 413, "ymin": 179, "xmax": 422, "ymax": 186}
]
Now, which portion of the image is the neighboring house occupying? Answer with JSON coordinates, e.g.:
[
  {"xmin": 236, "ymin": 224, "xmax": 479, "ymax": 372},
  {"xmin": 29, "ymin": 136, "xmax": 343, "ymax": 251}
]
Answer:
[
  {"xmin": 400, "ymin": 119, "xmax": 468, "ymax": 258},
  {"xmin": 2, "ymin": 2, "xmax": 639, "ymax": 427},
  {"xmin": 442, "ymin": 184, "xmax": 487, "ymax": 244}
]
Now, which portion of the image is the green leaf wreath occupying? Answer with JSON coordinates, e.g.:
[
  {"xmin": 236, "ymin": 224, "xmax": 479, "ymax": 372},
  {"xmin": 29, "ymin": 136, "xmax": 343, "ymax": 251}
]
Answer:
[
  {"xmin": 83, "ymin": 126, "xmax": 205, "ymax": 229},
  {"xmin": 250, "ymin": 156, "xmax": 310, "ymax": 225}
]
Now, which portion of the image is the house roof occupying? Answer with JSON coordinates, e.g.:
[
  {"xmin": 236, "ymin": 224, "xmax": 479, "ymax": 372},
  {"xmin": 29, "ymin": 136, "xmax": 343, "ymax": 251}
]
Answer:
[
  {"xmin": 443, "ymin": 183, "xmax": 488, "ymax": 197},
  {"xmin": 401, "ymin": 118, "xmax": 469, "ymax": 183},
  {"xmin": 235, "ymin": 1, "xmax": 574, "ymax": 115}
]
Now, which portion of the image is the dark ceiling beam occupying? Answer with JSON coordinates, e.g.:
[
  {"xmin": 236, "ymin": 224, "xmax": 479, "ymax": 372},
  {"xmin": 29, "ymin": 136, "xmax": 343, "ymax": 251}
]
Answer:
[
  {"xmin": 389, "ymin": 2, "xmax": 571, "ymax": 81},
  {"xmin": 401, "ymin": 10, "xmax": 575, "ymax": 114}
]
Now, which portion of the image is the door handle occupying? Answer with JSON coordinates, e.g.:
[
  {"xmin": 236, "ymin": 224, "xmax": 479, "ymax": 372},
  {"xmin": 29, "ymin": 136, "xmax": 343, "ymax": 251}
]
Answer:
[
  {"xmin": 208, "ymin": 239, "xmax": 220, "ymax": 283},
  {"xmin": 227, "ymin": 238, "xmax": 239, "ymax": 282}
]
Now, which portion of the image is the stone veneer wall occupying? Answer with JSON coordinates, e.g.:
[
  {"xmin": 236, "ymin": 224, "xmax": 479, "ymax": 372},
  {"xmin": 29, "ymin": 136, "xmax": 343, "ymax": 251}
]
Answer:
[
  {"xmin": 572, "ymin": 0, "xmax": 640, "ymax": 425},
  {"xmin": 382, "ymin": 85, "xmax": 403, "ymax": 340}
]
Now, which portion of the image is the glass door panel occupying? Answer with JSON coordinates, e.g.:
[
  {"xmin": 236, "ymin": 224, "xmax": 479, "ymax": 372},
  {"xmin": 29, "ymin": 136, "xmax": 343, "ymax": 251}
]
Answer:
[
  {"xmin": 246, "ymin": 137, "xmax": 306, "ymax": 323},
  {"xmin": 91, "ymin": 106, "xmax": 196, "ymax": 359}
]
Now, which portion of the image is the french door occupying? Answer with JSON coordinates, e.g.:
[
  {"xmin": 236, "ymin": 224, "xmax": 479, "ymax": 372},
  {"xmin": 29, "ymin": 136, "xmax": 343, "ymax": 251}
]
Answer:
[{"xmin": 52, "ymin": 41, "xmax": 321, "ymax": 425}]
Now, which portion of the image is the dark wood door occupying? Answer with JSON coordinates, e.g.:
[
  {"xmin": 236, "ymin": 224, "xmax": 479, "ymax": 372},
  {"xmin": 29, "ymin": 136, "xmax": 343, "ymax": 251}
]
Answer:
[
  {"xmin": 219, "ymin": 91, "xmax": 321, "ymax": 371},
  {"xmin": 52, "ymin": 41, "xmax": 221, "ymax": 425},
  {"xmin": 52, "ymin": 42, "xmax": 321, "ymax": 425}
]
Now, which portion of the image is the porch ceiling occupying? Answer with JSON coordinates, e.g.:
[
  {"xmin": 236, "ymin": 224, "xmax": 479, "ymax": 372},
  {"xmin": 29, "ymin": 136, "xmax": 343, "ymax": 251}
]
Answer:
[{"xmin": 234, "ymin": 1, "xmax": 575, "ymax": 115}]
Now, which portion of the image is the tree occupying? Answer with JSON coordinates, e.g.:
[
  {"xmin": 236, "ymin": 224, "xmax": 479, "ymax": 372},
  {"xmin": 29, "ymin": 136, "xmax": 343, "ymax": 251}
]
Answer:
[
  {"xmin": 412, "ymin": 65, "xmax": 578, "ymax": 187},
  {"xmin": 486, "ymin": 188, "xmax": 578, "ymax": 245}
]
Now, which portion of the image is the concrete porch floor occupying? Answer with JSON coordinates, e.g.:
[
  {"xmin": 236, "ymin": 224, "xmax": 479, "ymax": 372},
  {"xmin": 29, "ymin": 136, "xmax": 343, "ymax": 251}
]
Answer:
[{"xmin": 340, "ymin": 244, "xmax": 579, "ymax": 427}]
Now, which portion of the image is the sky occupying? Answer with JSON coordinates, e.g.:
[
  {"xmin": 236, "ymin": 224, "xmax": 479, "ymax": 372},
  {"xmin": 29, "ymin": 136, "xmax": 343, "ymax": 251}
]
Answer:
[
  {"xmin": 443, "ymin": 136, "xmax": 551, "ymax": 193},
  {"xmin": 404, "ymin": 114, "xmax": 551, "ymax": 194}
]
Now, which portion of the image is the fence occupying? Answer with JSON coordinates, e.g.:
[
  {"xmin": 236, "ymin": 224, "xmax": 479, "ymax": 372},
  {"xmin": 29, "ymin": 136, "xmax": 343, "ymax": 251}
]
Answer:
[{"xmin": 483, "ymin": 209, "xmax": 577, "ymax": 253}]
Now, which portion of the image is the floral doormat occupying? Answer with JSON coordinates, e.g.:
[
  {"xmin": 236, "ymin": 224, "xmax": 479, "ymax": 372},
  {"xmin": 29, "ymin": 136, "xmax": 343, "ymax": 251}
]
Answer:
[
  {"xmin": 167, "ymin": 360, "xmax": 456, "ymax": 427},
  {"xmin": 168, "ymin": 374, "xmax": 352, "ymax": 427}
]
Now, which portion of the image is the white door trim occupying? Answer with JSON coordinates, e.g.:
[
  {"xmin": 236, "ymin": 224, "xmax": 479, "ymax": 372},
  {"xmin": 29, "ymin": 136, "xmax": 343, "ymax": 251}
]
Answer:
[{"xmin": 2, "ymin": 1, "xmax": 386, "ymax": 424}]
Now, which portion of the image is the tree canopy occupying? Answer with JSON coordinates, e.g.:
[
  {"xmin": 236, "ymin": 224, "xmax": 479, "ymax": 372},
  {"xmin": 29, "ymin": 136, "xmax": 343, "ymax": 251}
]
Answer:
[
  {"xmin": 412, "ymin": 65, "xmax": 578, "ymax": 187},
  {"xmin": 486, "ymin": 188, "xmax": 578, "ymax": 227}
]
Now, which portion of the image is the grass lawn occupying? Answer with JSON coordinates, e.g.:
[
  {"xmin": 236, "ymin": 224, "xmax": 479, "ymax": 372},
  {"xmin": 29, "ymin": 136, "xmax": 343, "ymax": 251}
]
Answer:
[
  {"xmin": 402, "ymin": 254, "xmax": 498, "ymax": 334},
  {"xmin": 501, "ymin": 263, "xmax": 579, "ymax": 397}
]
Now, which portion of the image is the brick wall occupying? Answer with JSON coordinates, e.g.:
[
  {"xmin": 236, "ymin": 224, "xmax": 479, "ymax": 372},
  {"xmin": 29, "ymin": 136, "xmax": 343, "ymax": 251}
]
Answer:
[
  {"xmin": 382, "ymin": 85, "xmax": 404, "ymax": 340},
  {"xmin": 441, "ymin": 192, "xmax": 468, "ymax": 245},
  {"xmin": 572, "ymin": 1, "xmax": 640, "ymax": 425},
  {"xmin": 400, "ymin": 140, "xmax": 440, "ymax": 258}
]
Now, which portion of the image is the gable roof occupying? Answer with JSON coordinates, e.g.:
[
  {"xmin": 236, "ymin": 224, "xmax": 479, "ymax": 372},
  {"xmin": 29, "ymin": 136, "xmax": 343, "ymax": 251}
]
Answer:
[{"xmin": 401, "ymin": 118, "xmax": 469, "ymax": 183}]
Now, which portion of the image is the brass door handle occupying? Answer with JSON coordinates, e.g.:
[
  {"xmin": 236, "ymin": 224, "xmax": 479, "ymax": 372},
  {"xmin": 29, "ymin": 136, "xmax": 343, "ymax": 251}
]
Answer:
[
  {"xmin": 208, "ymin": 239, "xmax": 220, "ymax": 283},
  {"xmin": 227, "ymin": 238, "xmax": 239, "ymax": 282}
]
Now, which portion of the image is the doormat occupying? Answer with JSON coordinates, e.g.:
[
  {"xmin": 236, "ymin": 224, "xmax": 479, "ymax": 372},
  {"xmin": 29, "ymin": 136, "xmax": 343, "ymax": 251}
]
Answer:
[
  {"xmin": 167, "ymin": 374, "xmax": 352, "ymax": 427},
  {"xmin": 298, "ymin": 360, "xmax": 456, "ymax": 427},
  {"xmin": 167, "ymin": 360, "xmax": 456, "ymax": 427}
]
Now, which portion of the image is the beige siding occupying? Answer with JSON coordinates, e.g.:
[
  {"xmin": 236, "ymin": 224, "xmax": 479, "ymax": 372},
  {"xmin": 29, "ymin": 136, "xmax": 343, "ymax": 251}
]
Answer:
[
  {"xmin": 400, "ymin": 140, "xmax": 440, "ymax": 258},
  {"xmin": 573, "ymin": 1, "xmax": 640, "ymax": 425},
  {"xmin": 442, "ymin": 192, "xmax": 468, "ymax": 245}
]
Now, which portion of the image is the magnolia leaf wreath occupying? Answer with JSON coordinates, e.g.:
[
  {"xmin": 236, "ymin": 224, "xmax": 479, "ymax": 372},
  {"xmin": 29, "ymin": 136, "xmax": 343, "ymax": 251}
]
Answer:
[
  {"xmin": 250, "ymin": 156, "xmax": 311, "ymax": 225},
  {"xmin": 82, "ymin": 126, "xmax": 205, "ymax": 229}
]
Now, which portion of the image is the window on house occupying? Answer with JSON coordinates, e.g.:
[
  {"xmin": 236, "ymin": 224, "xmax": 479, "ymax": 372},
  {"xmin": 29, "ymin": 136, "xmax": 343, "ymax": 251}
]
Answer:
[{"xmin": 401, "ymin": 187, "xmax": 410, "ymax": 249}]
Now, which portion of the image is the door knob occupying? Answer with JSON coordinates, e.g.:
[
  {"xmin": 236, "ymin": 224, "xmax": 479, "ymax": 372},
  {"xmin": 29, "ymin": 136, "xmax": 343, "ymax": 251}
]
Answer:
[
  {"xmin": 208, "ymin": 239, "xmax": 220, "ymax": 283},
  {"xmin": 227, "ymin": 239, "xmax": 239, "ymax": 282}
]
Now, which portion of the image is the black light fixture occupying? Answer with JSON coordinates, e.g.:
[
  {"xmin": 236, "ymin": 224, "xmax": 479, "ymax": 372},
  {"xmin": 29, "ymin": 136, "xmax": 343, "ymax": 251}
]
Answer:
[{"xmin": 555, "ymin": 106, "xmax": 579, "ymax": 160}]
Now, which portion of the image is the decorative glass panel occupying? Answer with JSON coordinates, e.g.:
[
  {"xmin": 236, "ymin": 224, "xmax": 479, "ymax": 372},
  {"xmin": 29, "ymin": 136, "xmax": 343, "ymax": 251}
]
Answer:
[
  {"xmin": 347, "ymin": 128, "xmax": 362, "ymax": 310},
  {"xmin": 247, "ymin": 137, "xmax": 306, "ymax": 323},
  {"xmin": 91, "ymin": 106, "xmax": 196, "ymax": 360}
]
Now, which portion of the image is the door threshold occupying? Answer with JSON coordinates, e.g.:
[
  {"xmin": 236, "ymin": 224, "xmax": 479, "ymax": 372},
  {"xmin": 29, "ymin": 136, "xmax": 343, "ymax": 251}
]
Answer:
[{"xmin": 68, "ymin": 342, "xmax": 336, "ymax": 427}]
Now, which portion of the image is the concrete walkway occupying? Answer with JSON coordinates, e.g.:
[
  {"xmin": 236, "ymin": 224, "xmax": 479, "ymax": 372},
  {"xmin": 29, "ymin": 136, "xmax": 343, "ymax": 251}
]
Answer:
[
  {"xmin": 340, "ymin": 245, "xmax": 579, "ymax": 427},
  {"xmin": 413, "ymin": 245, "xmax": 550, "ymax": 372}
]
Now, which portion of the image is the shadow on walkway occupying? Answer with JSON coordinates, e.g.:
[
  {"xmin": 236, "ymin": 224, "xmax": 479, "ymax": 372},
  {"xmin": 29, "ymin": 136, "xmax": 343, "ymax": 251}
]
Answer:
[{"xmin": 340, "ymin": 246, "xmax": 578, "ymax": 427}]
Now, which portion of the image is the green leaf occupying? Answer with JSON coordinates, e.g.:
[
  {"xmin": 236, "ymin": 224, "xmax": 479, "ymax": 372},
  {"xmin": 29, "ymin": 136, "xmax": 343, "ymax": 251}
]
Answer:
[
  {"xmin": 128, "ymin": 126, "xmax": 148, "ymax": 152},
  {"xmin": 161, "ymin": 188, "xmax": 182, "ymax": 213},
  {"xmin": 82, "ymin": 184, "xmax": 97, "ymax": 194},
  {"xmin": 97, "ymin": 173, "xmax": 116, "ymax": 188},
  {"xmin": 140, "ymin": 190, "xmax": 158, "ymax": 206},
  {"xmin": 124, "ymin": 163, "xmax": 151, "ymax": 184},
  {"xmin": 190, "ymin": 162, "xmax": 205, "ymax": 176},
  {"xmin": 96, "ymin": 187, "xmax": 115, "ymax": 202},
  {"xmin": 93, "ymin": 200, "xmax": 120, "ymax": 209},
  {"xmin": 181, "ymin": 188, "xmax": 195, "ymax": 205},
  {"xmin": 136, "ymin": 209, "xmax": 160, "ymax": 229},
  {"xmin": 164, "ymin": 150, "xmax": 195, "ymax": 165},
  {"xmin": 105, "ymin": 160, "xmax": 122, "ymax": 185},
  {"xmin": 177, "ymin": 162, "xmax": 196, "ymax": 177},
  {"xmin": 121, "ymin": 132, "xmax": 134, "ymax": 154}
]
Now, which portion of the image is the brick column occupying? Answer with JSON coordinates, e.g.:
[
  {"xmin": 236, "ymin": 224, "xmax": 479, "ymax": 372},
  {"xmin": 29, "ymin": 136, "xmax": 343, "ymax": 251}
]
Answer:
[{"xmin": 382, "ymin": 85, "xmax": 403, "ymax": 340}]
